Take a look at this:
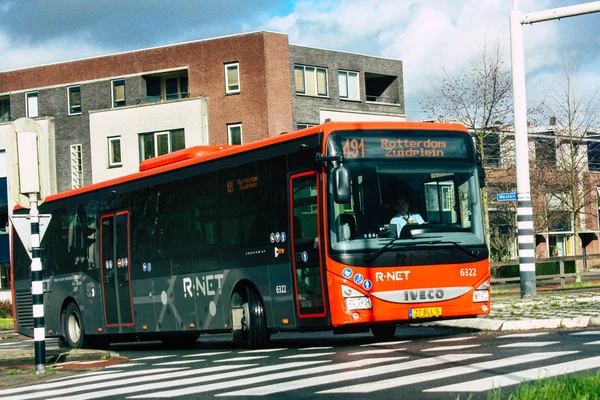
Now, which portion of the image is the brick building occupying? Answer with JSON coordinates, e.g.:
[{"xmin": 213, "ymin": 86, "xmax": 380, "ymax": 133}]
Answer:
[{"xmin": 0, "ymin": 31, "xmax": 405, "ymax": 289}]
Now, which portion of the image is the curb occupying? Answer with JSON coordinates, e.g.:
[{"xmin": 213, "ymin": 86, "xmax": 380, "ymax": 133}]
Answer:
[
  {"xmin": 426, "ymin": 316, "xmax": 600, "ymax": 331},
  {"xmin": 0, "ymin": 348, "xmax": 121, "ymax": 368}
]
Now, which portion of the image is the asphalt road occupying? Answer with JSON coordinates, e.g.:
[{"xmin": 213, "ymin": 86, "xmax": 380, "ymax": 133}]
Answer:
[{"xmin": 1, "ymin": 326, "xmax": 600, "ymax": 399}]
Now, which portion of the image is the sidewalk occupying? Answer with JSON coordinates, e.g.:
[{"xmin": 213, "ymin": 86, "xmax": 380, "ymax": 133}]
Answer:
[{"xmin": 428, "ymin": 286, "xmax": 600, "ymax": 331}]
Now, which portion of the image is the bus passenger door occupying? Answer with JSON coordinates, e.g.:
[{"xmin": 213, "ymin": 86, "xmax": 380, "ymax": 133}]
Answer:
[
  {"xmin": 100, "ymin": 211, "xmax": 134, "ymax": 329},
  {"xmin": 290, "ymin": 172, "xmax": 327, "ymax": 319}
]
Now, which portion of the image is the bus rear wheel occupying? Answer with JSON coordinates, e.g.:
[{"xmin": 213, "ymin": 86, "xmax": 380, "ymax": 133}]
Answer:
[
  {"xmin": 371, "ymin": 324, "xmax": 397, "ymax": 341},
  {"xmin": 63, "ymin": 302, "xmax": 84, "ymax": 349},
  {"xmin": 232, "ymin": 287, "xmax": 268, "ymax": 349}
]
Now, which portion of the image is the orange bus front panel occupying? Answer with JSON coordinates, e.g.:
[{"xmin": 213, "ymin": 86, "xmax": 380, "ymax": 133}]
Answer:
[{"xmin": 326, "ymin": 258, "xmax": 491, "ymax": 327}]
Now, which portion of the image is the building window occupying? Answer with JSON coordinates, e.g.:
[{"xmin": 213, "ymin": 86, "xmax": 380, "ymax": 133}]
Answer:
[
  {"xmin": 142, "ymin": 73, "xmax": 189, "ymax": 103},
  {"xmin": 70, "ymin": 144, "xmax": 83, "ymax": 189},
  {"xmin": 108, "ymin": 136, "xmax": 122, "ymax": 167},
  {"xmin": 228, "ymin": 124, "xmax": 242, "ymax": 145},
  {"xmin": 224, "ymin": 62, "xmax": 240, "ymax": 94},
  {"xmin": 26, "ymin": 92, "xmax": 39, "ymax": 118},
  {"xmin": 112, "ymin": 80, "xmax": 126, "ymax": 108},
  {"xmin": 338, "ymin": 71, "xmax": 360, "ymax": 100},
  {"xmin": 0, "ymin": 96, "xmax": 10, "ymax": 123},
  {"xmin": 68, "ymin": 86, "xmax": 81, "ymax": 115},
  {"xmin": 296, "ymin": 123, "xmax": 316, "ymax": 130},
  {"xmin": 139, "ymin": 129, "xmax": 185, "ymax": 162},
  {"xmin": 295, "ymin": 65, "xmax": 328, "ymax": 97}
]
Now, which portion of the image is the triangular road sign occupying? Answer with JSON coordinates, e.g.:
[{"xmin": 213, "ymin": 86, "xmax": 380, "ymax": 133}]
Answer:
[{"xmin": 9, "ymin": 214, "xmax": 52, "ymax": 260}]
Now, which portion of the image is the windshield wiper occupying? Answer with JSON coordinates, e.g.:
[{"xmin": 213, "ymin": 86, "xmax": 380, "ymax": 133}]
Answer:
[
  {"xmin": 436, "ymin": 240, "xmax": 479, "ymax": 259},
  {"xmin": 364, "ymin": 237, "xmax": 403, "ymax": 264},
  {"xmin": 364, "ymin": 235, "xmax": 441, "ymax": 264},
  {"xmin": 364, "ymin": 238, "xmax": 477, "ymax": 264}
]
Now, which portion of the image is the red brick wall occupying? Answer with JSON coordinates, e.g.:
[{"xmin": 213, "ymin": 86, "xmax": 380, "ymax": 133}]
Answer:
[
  {"xmin": 0, "ymin": 32, "xmax": 291, "ymax": 145},
  {"xmin": 263, "ymin": 32, "xmax": 293, "ymax": 137}
]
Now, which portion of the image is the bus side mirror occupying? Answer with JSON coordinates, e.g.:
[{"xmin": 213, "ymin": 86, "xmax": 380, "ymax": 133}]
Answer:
[{"xmin": 333, "ymin": 165, "xmax": 350, "ymax": 204}]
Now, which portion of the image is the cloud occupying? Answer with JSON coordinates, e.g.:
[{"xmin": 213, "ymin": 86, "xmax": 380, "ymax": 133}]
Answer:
[
  {"xmin": 1, "ymin": 0, "xmax": 597, "ymax": 121},
  {"xmin": 260, "ymin": 0, "xmax": 600, "ymax": 120},
  {"xmin": 0, "ymin": 0, "xmax": 285, "ymax": 71}
]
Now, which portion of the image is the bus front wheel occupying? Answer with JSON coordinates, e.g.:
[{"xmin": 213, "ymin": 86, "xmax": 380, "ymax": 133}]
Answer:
[{"xmin": 63, "ymin": 302, "xmax": 84, "ymax": 349}]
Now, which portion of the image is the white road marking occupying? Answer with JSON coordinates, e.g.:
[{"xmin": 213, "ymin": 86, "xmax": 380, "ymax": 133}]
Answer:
[
  {"xmin": 584, "ymin": 341, "xmax": 600, "ymax": 345},
  {"xmin": 49, "ymin": 361, "xmax": 323, "ymax": 400},
  {"xmin": 153, "ymin": 359, "xmax": 206, "ymax": 366},
  {"xmin": 570, "ymin": 330, "xmax": 600, "ymax": 336},
  {"xmin": 298, "ymin": 346, "xmax": 333, "ymax": 351},
  {"xmin": 430, "ymin": 336, "xmax": 476, "ymax": 343},
  {"xmin": 128, "ymin": 358, "xmax": 400, "ymax": 398},
  {"xmin": 213, "ymin": 356, "xmax": 269, "ymax": 362},
  {"xmin": 348, "ymin": 348, "xmax": 406, "ymax": 355},
  {"xmin": 239, "ymin": 348, "xmax": 287, "ymax": 354},
  {"xmin": 182, "ymin": 351, "xmax": 231, "ymax": 357},
  {"xmin": 360, "ymin": 340, "xmax": 410, "ymax": 347},
  {"xmin": 498, "ymin": 341, "xmax": 559, "ymax": 348},
  {"xmin": 3, "ymin": 365, "xmax": 248, "ymax": 400},
  {"xmin": 322, "ymin": 351, "xmax": 577, "ymax": 394},
  {"xmin": 422, "ymin": 344, "xmax": 481, "ymax": 351},
  {"xmin": 106, "ymin": 363, "xmax": 146, "ymax": 368},
  {"xmin": 128, "ymin": 355, "xmax": 176, "ymax": 361},
  {"xmin": 0, "ymin": 367, "xmax": 187, "ymax": 398},
  {"xmin": 221, "ymin": 353, "xmax": 488, "ymax": 397},
  {"xmin": 280, "ymin": 352, "xmax": 336, "ymax": 359},
  {"xmin": 498, "ymin": 332, "xmax": 550, "ymax": 338},
  {"xmin": 426, "ymin": 354, "xmax": 600, "ymax": 392},
  {"xmin": 49, "ymin": 370, "xmax": 119, "ymax": 381}
]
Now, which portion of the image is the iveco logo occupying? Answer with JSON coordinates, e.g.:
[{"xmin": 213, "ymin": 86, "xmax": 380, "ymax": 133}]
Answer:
[{"xmin": 404, "ymin": 289, "xmax": 444, "ymax": 301}]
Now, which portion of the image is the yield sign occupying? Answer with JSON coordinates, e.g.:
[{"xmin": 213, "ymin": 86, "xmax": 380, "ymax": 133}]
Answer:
[{"xmin": 10, "ymin": 214, "xmax": 52, "ymax": 260}]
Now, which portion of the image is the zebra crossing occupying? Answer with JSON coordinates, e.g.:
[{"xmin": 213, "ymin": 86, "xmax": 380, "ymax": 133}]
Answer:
[{"xmin": 0, "ymin": 331, "xmax": 599, "ymax": 399}]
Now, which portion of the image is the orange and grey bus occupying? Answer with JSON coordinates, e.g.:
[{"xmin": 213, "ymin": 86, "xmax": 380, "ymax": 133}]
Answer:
[{"xmin": 11, "ymin": 121, "xmax": 490, "ymax": 349}]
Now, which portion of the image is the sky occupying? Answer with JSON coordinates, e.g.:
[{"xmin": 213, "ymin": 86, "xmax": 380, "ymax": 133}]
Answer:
[{"xmin": 1, "ymin": 0, "xmax": 599, "ymax": 121}]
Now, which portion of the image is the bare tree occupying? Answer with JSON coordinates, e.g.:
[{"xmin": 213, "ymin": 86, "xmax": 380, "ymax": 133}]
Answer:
[
  {"xmin": 421, "ymin": 41, "xmax": 513, "ymax": 241},
  {"xmin": 535, "ymin": 48, "xmax": 600, "ymax": 280}
]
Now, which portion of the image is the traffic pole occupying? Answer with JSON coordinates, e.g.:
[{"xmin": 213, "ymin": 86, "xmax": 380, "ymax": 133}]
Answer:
[{"xmin": 29, "ymin": 193, "xmax": 46, "ymax": 374}]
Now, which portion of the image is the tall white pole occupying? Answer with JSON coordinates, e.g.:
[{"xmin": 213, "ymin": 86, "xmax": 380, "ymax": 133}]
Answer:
[
  {"xmin": 510, "ymin": 1, "xmax": 536, "ymax": 297},
  {"xmin": 509, "ymin": 1, "xmax": 600, "ymax": 298}
]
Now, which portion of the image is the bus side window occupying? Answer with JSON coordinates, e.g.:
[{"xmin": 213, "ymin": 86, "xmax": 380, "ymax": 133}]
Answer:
[
  {"xmin": 131, "ymin": 188, "xmax": 152, "ymax": 262},
  {"xmin": 192, "ymin": 174, "xmax": 218, "ymax": 272},
  {"xmin": 152, "ymin": 181, "xmax": 192, "ymax": 274}
]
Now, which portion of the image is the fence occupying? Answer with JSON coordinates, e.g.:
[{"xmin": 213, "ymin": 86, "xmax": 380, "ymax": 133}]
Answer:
[{"xmin": 491, "ymin": 254, "xmax": 600, "ymax": 289}]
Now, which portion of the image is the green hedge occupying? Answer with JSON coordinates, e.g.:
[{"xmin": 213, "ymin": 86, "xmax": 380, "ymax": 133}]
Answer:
[
  {"xmin": 493, "ymin": 261, "xmax": 576, "ymax": 279},
  {"xmin": 0, "ymin": 300, "xmax": 12, "ymax": 319}
]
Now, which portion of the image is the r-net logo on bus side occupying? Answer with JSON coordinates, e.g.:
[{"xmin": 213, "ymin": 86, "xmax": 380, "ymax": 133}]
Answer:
[{"xmin": 183, "ymin": 274, "xmax": 224, "ymax": 298}]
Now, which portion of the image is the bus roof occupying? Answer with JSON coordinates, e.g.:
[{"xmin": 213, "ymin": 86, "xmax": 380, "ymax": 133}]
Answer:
[{"xmin": 33, "ymin": 120, "xmax": 469, "ymax": 206}]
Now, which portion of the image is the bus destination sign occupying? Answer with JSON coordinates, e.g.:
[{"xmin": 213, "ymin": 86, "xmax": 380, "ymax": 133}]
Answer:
[{"xmin": 338, "ymin": 134, "xmax": 469, "ymax": 160}]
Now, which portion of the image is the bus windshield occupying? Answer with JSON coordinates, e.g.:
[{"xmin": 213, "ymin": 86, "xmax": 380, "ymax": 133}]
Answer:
[{"xmin": 326, "ymin": 130, "xmax": 486, "ymax": 261}]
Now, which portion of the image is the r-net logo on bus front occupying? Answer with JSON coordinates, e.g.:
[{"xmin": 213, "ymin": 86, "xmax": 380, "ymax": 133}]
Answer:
[{"xmin": 183, "ymin": 274, "xmax": 224, "ymax": 298}]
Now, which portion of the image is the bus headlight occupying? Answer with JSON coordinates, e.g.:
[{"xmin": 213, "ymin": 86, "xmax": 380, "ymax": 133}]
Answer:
[
  {"xmin": 342, "ymin": 284, "xmax": 372, "ymax": 310},
  {"xmin": 473, "ymin": 280, "xmax": 490, "ymax": 303}
]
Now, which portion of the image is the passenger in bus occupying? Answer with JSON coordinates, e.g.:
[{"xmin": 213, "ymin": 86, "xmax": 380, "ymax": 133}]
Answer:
[{"xmin": 390, "ymin": 190, "xmax": 425, "ymax": 236}]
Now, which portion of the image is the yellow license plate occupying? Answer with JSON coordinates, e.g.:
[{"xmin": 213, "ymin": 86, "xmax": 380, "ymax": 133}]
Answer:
[{"xmin": 410, "ymin": 307, "xmax": 442, "ymax": 319}]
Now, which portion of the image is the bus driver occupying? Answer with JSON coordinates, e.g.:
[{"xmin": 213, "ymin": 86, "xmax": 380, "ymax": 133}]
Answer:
[{"xmin": 390, "ymin": 190, "xmax": 425, "ymax": 236}]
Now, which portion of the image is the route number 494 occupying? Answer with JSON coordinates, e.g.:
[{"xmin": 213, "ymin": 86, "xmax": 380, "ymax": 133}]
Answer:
[{"xmin": 460, "ymin": 268, "xmax": 477, "ymax": 277}]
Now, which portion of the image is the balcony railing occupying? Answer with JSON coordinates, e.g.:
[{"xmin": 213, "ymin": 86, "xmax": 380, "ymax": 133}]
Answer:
[
  {"xmin": 135, "ymin": 92, "xmax": 191, "ymax": 105},
  {"xmin": 365, "ymin": 95, "xmax": 400, "ymax": 104}
]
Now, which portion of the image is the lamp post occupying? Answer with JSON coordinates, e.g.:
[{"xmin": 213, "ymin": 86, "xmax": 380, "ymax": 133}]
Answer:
[{"xmin": 510, "ymin": 0, "xmax": 600, "ymax": 297}]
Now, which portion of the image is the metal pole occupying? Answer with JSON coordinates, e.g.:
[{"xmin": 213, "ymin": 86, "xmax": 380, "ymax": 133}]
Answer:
[
  {"xmin": 510, "ymin": 2, "xmax": 537, "ymax": 297},
  {"xmin": 29, "ymin": 193, "xmax": 46, "ymax": 374}
]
